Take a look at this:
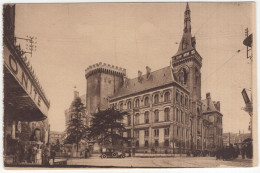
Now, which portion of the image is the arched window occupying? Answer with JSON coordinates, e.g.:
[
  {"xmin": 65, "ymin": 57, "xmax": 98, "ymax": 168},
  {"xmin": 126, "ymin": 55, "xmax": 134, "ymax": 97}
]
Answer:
[
  {"xmin": 119, "ymin": 102, "xmax": 123, "ymax": 111},
  {"xmin": 135, "ymin": 113, "xmax": 140, "ymax": 125},
  {"xmin": 144, "ymin": 97, "xmax": 149, "ymax": 106},
  {"xmin": 164, "ymin": 108, "xmax": 170, "ymax": 121},
  {"xmin": 154, "ymin": 94, "xmax": 159, "ymax": 104},
  {"xmin": 135, "ymin": 99, "xmax": 140, "ymax": 108},
  {"xmin": 180, "ymin": 111, "xmax": 183, "ymax": 123},
  {"xmin": 154, "ymin": 110, "xmax": 159, "ymax": 122},
  {"xmin": 127, "ymin": 101, "xmax": 132, "ymax": 110},
  {"xmin": 164, "ymin": 92, "xmax": 170, "ymax": 102},
  {"xmin": 144, "ymin": 111, "xmax": 149, "ymax": 124},
  {"xmin": 181, "ymin": 94, "xmax": 184, "ymax": 105}
]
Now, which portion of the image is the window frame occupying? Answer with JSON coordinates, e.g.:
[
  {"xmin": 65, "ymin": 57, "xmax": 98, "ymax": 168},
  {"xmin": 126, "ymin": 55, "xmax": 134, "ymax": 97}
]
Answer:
[
  {"xmin": 154, "ymin": 110, "xmax": 159, "ymax": 122},
  {"xmin": 154, "ymin": 94, "xmax": 159, "ymax": 104}
]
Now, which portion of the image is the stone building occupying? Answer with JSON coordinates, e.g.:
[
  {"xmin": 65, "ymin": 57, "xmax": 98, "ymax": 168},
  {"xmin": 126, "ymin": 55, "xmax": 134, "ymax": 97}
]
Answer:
[{"xmin": 85, "ymin": 3, "xmax": 223, "ymax": 154}]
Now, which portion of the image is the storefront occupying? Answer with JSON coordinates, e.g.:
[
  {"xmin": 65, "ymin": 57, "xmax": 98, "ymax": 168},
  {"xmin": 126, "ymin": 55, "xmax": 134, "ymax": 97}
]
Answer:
[{"xmin": 3, "ymin": 5, "xmax": 50, "ymax": 165}]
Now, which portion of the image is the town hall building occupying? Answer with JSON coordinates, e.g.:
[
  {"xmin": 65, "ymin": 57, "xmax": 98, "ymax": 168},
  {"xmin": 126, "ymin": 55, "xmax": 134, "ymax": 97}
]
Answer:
[{"xmin": 85, "ymin": 3, "xmax": 223, "ymax": 154}]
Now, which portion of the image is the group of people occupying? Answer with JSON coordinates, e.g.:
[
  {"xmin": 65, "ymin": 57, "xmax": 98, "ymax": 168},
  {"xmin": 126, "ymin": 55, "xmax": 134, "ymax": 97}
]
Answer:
[
  {"xmin": 13, "ymin": 141, "xmax": 56, "ymax": 166},
  {"xmin": 215, "ymin": 142, "xmax": 253, "ymax": 161}
]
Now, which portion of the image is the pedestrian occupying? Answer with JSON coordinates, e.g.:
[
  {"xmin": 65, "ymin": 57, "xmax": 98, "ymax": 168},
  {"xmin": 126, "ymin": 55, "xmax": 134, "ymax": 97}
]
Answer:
[
  {"xmin": 36, "ymin": 146, "xmax": 42, "ymax": 164},
  {"xmin": 32, "ymin": 145, "xmax": 37, "ymax": 163},
  {"xmin": 51, "ymin": 149, "xmax": 56, "ymax": 164},
  {"xmin": 45, "ymin": 144, "xmax": 51, "ymax": 165},
  {"xmin": 241, "ymin": 144, "xmax": 246, "ymax": 159}
]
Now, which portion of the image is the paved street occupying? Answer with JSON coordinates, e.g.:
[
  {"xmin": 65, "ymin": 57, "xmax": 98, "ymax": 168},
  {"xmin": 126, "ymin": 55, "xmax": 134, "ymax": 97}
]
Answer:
[{"xmin": 66, "ymin": 156, "xmax": 253, "ymax": 168}]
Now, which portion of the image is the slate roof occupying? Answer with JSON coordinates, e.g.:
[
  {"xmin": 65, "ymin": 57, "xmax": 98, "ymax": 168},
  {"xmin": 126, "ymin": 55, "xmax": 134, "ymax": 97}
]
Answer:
[{"xmin": 111, "ymin": 66, "xmax": 175, "ymax": 100}]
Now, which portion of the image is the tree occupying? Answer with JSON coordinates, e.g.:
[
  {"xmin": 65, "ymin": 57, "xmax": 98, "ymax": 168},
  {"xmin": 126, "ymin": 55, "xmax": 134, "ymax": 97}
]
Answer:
[
  {"xmin": 87, "ymin": 108, "xmax": 129, "ymax": 149},
  {"xmin": 55, "ymin": 139, "xmax": 61, "ymax": 152},
  {"xmin": 65, "ymin": 97, "xmax": 88, "ymax": 152}
]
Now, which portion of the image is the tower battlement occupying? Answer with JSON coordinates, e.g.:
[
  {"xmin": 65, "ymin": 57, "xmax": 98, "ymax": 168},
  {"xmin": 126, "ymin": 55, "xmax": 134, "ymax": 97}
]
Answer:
[{"xmin": 85, "ymin": 62, "xmax": 126, "ymax": 79}]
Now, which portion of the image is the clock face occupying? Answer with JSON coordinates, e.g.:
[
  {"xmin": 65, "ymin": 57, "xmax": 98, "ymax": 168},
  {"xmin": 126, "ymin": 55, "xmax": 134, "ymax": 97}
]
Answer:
[{"xmin": 209, "ymin": 115, "xmax": 214, "ymax": 123}]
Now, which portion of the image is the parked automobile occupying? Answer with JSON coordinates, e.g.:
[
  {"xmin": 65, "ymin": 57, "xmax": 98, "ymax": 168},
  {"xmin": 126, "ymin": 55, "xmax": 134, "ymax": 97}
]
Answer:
[{"xmin": 100, "ymin": 148, "xmax": 125, "ymax": 159}]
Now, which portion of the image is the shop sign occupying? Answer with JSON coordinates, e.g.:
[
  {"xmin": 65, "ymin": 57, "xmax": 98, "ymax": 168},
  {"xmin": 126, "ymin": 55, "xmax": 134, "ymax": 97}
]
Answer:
[{"xmin": 4, "ymin": 44, "xmax": 48, "ymax": 116}]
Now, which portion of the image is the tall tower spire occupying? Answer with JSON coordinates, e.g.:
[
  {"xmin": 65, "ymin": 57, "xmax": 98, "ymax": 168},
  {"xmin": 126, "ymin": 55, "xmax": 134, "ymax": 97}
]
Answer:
[{"xmin": 174, "ymin": 2, "xmax": 196, "ymax": 56}]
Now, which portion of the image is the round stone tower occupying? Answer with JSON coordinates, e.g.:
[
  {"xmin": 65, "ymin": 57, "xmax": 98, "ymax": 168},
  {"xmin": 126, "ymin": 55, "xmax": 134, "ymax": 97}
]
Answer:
[{"xmin": 85, "ymin": 62, "xmax": 126, "ymax": 114}]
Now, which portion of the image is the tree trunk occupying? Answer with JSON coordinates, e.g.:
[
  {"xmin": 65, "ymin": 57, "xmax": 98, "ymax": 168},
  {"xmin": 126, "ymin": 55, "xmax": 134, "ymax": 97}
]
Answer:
[{"xmin": 77, "ymin": 143, "xmax": 79, "ymax": 152}]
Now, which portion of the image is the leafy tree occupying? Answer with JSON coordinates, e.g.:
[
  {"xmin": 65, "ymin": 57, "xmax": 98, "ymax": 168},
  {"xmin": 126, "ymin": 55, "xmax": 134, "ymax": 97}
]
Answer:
[
  {"xmin": 87, "ymin": 108, "xmax": 129, "ymax": 149},
  {"xmin": 65, "ymin": 97, "xmax": 88, "ymax": 152}
]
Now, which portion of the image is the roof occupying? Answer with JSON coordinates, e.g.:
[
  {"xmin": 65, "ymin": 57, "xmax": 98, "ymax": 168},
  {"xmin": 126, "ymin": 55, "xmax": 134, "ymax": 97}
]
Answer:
[
  {"xmin": 201, "ymin": 98, "xmax": 217, "ymax": 113},
  {"xmin": 111, "ymin": 66, "xmax": 175, "ymax": 100}
]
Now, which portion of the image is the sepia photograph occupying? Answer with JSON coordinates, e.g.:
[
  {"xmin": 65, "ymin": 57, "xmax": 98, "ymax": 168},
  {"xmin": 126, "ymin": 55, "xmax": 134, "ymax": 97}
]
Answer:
[{"xmin": 1, "ymin": 1, "xmax": 257, "ymax": 169}]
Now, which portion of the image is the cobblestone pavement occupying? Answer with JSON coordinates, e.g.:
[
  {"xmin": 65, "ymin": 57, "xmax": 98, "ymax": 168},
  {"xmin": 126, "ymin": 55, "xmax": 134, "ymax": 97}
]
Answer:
[{"xmin": 67, "ymin": 156, "xmax": 253, "ymax": 168}]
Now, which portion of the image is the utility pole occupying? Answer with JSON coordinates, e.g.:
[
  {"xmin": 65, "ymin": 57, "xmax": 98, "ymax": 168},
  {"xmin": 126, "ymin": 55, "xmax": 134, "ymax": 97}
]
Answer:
[
  {"xmin": 242, "ymin": 28, "xmax": 253, "ymax": 140},
  {"xmin": 15, "ymin": 35, "xmax": 37, "ymax": 57}
]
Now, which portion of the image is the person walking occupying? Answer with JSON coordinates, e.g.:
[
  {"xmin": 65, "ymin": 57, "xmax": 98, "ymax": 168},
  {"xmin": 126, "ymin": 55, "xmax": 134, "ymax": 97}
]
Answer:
[
  {"xmin": 51, "ymin": 149, "xmax": 56, "ymax": 165},
  {"xmin": 241, "ymin": 144, "xmax": 246, "ymax": 159}
]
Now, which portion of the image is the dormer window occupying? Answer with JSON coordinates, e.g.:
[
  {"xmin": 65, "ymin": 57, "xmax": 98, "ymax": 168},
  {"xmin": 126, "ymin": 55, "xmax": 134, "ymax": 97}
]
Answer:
[
  {"xmin": 127, "ymin": 101, "xmax": 132, "ymax": 110},
  {"xmin": 135, "ymin": 99, "xmax": 140, "ymax": 108},
  {"xmin": 144, "ymin": 97, "xmax": 149, "ymax": 106},
  {"xmin": 164, "ymin": 92, "xmax": 170, "ymax": 102}
]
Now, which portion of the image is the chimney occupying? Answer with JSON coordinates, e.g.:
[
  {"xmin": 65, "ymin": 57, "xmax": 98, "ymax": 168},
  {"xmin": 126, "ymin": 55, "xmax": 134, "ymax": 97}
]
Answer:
[
  {"xmin": 216, "ymin": 101, "xmax": 220, "ymax": 111},
  {"xmin": 146, "ymin": 66, "xmax": 151, "ymax": 79},
  {"xmin": 206, "ymin": 92, "xmax": 211, "ymax": 110},
  {"xmin": 138, "ymin": 70, "xmax": 142, "ymax": 82}
]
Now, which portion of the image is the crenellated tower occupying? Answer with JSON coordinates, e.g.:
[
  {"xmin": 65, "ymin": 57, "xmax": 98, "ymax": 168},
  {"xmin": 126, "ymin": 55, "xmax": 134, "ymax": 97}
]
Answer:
[{"xmin": 85, "ymin": 62, "xmax": 126, "ymax": 114}]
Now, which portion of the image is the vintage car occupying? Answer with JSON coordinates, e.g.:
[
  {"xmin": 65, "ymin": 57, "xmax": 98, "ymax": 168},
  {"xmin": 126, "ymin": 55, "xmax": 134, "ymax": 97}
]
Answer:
[{"xmin": 100, "ymin": 148, "xmax": 125, "ymax": 159}]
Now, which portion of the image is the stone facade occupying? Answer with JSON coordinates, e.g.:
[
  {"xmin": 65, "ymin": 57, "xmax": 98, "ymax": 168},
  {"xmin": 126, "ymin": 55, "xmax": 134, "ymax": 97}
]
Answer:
[{"xmin": 85, "ymin": 3, "xmax": 223, "ymax": 154}]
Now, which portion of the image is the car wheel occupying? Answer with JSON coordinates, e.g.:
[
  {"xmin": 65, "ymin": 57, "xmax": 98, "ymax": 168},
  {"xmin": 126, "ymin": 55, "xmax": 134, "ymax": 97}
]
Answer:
[
  {"xmin": 101, "ymin": 154, "xmax": 107, "ymax": 159},
  {"xmin": 121, "ymin": 154, "xmax": 125, "ymax": 158},
  {"xmin": 112, "ymin": 152, "xmax": 118, "ymax": 157}
]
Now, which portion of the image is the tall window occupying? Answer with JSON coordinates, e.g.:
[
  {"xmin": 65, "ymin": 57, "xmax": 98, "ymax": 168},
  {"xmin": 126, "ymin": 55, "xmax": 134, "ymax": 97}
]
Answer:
[
  {"xmin": 144, "ymin": 97, "xmax": 149, "ymax": 106},
  {"xmin": 145, "ymin": 140, "xmax": 149, "ymax": 147},
  {"xmin": 136, "ymin": 141, "xmax": 139, "ymax": 147},
  {"xmin": 119, "ymin": 102, "xmax": 123, "ymax": 111},
  {"xmin": 145, "ymin": 129, "xmax": 149, "ymax": 137},
  {"xmin": 185, "ymin": 96, "xmax": 188, "ymax": 107},
  {"xmin": 181, "ymin": 94, "xmax": 184, "ymax": 105},
  {"xmin": 127, "ymin": 131, "xmax": 131, "ymax": 138},
  {"xmin": 127, "ymin": 101, "xmax": 131, "ymax": 109},
  {"xmin": 164, "ymin": 108, "xmax": 170, "ymax": 121},
  {"xmin": 135, "ymin": 99, "xmax": 140, "ymax": 108},
  {"xmin": 127, "ymin": 115, "xmax": 131, "ymax": 126},
  {"xmin": 164, "ymin": 128, "xmax": 169, "ymax": 136},
  {"xmin": 164, "ymin": 139, "xmax": 169, "ymax": 147},
  {"xmin": 164, "ymin": 92, "xmax": 170, "ymax": 102},
  {"xmin": 177, "ymin": 127, "xmax": 179, "ymax": 137},
  {"xmin": 154, "ymin": 110, "xmax": 159, "ymax": 122},
  {"xmin": 154, "ymin": 129, "xmax": 159, "ymax": 137},
  {"xmin": 185, "ymin": 113, "xmax": 189, "ymax": 124},
  {"xmin": 176, "ymin": 109, "xmax": 179, "ymax": 122},
  {"xmin": 135, "ymin": 113, "xmax": 140, "ymax": 125},
  {"xmin": 145, "ymin": 111, "xmax": 149, "ymax": 124},
  {"xmin": 154, "ymin": 94, "xmax": 159, "ymax": 104},
  {"xmin": 154, "ymin": 140, "xmax": 159, "ymax": 147},
  {"xmin": 180, "ymin": 111, "xmax": 183, "ymax": 123},
  {"xmin": 135, "ymin": 130, "xmax": 139, "ymax": 138},
  {"xmin": 176, "ymin": 91, "xmax": 179, "ymax": 103}
]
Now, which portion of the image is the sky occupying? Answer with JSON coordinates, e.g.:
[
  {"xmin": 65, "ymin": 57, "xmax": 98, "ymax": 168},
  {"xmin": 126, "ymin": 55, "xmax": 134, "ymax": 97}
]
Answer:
[{"xmin": 12, "ymin": 2, "xmax": 254, "ymax": 133}]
